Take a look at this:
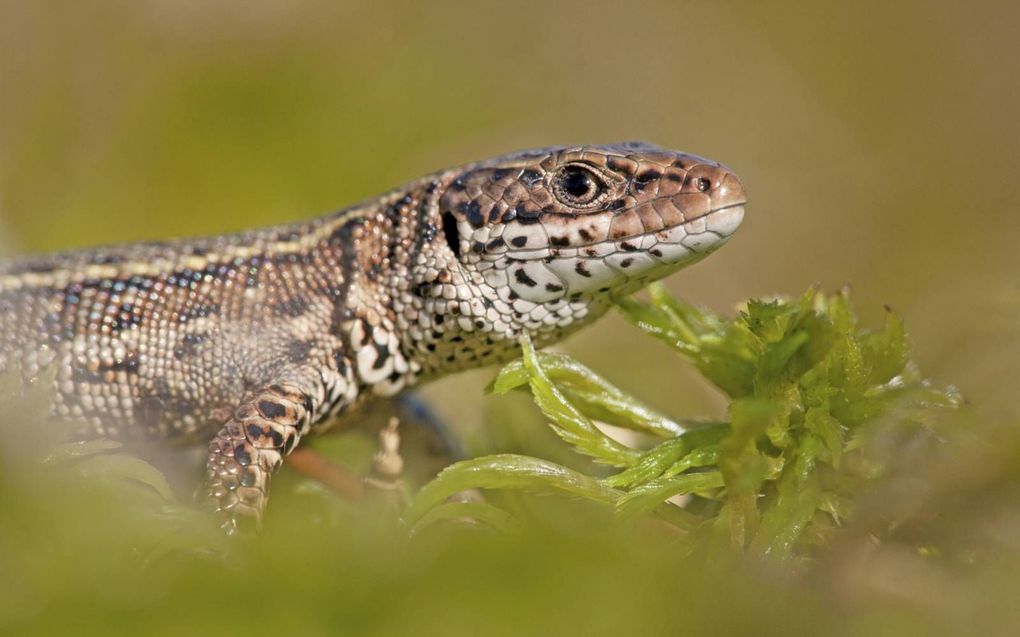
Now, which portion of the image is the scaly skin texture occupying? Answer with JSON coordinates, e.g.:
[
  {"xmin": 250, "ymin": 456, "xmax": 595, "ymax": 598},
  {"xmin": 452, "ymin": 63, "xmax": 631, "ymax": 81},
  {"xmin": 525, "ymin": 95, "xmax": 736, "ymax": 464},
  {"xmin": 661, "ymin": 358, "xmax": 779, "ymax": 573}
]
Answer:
[{"xmin": 0, "ymin": 142, "xmax": 747, "ymax": 532}]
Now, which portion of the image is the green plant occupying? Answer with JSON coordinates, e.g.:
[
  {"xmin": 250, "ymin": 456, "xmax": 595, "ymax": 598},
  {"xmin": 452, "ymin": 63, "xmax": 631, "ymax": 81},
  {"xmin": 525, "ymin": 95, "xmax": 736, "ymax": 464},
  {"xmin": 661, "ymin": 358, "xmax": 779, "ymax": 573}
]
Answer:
[{"xmin": 404, "ymin": 285, "xmax": 961, "ymax": 560}]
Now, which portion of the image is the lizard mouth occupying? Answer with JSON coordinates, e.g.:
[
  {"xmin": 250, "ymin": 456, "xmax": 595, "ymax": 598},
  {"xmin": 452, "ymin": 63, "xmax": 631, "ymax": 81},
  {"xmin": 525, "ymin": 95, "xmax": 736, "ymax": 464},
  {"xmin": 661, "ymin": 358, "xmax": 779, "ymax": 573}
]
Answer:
[
  {"xmin": 491, "ymin": 201, "xmax": 746, "ymax": 304},
  {"xmin": 502, "ymin": 200, "xmax": 746, "ymax": 260}
]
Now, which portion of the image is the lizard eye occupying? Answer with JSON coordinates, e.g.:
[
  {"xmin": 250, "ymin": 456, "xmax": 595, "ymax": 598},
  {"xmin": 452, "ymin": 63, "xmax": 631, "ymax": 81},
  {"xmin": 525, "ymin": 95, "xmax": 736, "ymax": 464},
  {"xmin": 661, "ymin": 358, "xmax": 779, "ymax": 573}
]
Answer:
[{"xmin": 553, "ymin": 165, "xmax": 606, "ymax": 207}]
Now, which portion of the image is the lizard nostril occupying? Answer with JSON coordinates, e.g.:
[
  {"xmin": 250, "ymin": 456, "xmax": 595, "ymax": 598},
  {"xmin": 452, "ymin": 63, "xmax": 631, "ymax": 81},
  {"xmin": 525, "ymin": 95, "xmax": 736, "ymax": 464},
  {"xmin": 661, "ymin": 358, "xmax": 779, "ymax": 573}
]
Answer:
[{"xmin": 696, "ymin": 177, "xmax": 711, "ymax": 192}]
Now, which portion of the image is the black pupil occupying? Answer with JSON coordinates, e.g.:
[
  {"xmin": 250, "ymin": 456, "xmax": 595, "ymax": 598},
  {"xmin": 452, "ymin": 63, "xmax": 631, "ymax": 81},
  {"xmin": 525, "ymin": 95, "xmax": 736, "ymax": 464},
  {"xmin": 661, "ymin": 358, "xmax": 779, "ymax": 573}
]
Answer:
[{"xmin": 562, "ymin": 169, "xmax": 594, "ymax": 198}]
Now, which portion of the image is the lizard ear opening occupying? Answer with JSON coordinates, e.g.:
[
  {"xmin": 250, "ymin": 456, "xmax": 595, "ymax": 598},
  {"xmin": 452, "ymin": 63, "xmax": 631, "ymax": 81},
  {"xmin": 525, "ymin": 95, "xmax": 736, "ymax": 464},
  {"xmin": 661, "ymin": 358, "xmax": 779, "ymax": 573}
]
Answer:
[{"xmin": 441, "ymin": 211, "xmax": 461, "ymax": 258}]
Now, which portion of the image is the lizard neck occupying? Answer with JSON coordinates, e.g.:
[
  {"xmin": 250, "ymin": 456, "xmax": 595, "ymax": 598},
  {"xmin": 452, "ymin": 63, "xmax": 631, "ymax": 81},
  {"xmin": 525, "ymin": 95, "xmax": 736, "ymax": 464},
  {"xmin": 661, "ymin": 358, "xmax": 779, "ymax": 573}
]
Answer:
[{"xmin": 320, "ymin": 179, "xmax": 613, "ymax": 389}]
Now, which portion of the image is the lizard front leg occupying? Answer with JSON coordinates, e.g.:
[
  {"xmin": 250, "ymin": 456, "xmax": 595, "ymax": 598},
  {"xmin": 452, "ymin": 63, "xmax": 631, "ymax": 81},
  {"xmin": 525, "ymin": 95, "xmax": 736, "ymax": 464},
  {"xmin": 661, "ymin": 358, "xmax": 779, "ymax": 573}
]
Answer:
[{"xmin": 205, "ymin": 381, "xmax": 317, "ymax": 534}]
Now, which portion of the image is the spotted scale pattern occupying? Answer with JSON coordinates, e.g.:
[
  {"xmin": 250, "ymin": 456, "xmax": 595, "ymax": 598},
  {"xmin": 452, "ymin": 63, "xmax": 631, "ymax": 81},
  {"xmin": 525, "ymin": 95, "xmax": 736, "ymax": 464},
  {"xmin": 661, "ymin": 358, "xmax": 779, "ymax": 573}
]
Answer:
[{"xmin": 0, "ymin": 142, "xmax": 746, "ymax": 532}]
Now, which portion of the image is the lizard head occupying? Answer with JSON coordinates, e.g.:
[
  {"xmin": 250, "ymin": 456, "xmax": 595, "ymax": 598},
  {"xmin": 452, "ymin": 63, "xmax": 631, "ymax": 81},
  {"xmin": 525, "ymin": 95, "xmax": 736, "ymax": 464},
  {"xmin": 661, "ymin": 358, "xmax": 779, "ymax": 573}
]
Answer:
[{"xmin": 406, "ymin": 142, "xmax": 746, "ymax": 372}]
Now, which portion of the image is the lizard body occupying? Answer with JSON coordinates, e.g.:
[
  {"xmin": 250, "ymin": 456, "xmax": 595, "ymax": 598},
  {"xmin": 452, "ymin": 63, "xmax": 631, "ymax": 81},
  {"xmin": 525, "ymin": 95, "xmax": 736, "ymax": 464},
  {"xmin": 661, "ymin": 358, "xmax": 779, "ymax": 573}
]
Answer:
[{"xmin": 0, "ymin": 143, "xmax": 746, "ymax": 531}]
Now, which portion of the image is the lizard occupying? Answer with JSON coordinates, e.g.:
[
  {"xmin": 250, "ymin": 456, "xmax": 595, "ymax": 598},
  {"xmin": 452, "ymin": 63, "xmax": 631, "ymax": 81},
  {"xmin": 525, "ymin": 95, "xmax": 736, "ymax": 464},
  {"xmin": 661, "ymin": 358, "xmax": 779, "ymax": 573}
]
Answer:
[{"xmin": 0, "ymin": 142, "xmax": 747, "ymax": 533}]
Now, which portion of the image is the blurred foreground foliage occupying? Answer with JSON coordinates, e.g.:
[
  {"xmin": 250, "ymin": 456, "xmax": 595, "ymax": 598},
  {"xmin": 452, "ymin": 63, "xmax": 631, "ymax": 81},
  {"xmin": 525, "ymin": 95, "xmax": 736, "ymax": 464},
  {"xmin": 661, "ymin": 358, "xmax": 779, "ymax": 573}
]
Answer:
[{"xmin": 1, "ymin": 286, "xmax": 1017, "ymax": 636}]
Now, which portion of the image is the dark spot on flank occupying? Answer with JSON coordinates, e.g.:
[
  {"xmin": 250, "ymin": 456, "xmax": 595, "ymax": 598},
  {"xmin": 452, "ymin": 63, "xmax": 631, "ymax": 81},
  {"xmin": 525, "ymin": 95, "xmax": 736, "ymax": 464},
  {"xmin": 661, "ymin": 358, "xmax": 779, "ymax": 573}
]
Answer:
[
  {"xmin": 286, "ymin": 339, "xmax": 314, "ymax": 363},
  {"xmin": 491, "ymin": 168, "xmax": 510, "ymax": 181},
  {"xmin": 550, "ymin": 236, "xmax": 571, "ymax": 247},
  {"xmin": 488, "ymin": 204, "xmax": 501, "ymax": 222},
  {"xmin": 666, "ymin": 172, "xmax": 684, "ymax": 182},
  {"xmin": 620, "ymin": 258, "xmax": 634, "ymax": 268},
  {"xmin": 502, "ymin": 206, "xmax": 517, "ymax": 222},
  {"xmin": 578, "ymin": 228, "xmax": 594, "ymax": 242},
  {"xmin": 575, "ymin": 262, "xmax": 592, "ymax": 277},
  {"xmin": 180, "ymin": 302, "xmax": 220, "ymax": 321},
  {"xmin": 471, "ymin": 241, "xmax": 486, "ymax": 253},
  {"xmin": 671, "ymin": 159, "xmax": 686, "ymax": 169},
  {"xmin": 173, "ymin": 332, "xmax": 206, "ymax": 360},
  {"xmin": 584, "ymin": 248, "xmax": 598, "ymax": 257},
  {"xmin": 383, "ymin": 201, "xmax": 403, "ymax": 227},
  {"xmin": 635, "ymin": 170, "xmax": 661, "ymax": 183},
  {"xmin": 650, "ymin": 248, "xmax": 663, "ymax": 257},
  {"xmin": 272, "ymin": 297, "xmax": 308, "ymax": 318},
  {"xmin": 486, "ymin": 237, "xmax": 506, "ymax": 251},
  {"xmin": 520, "ymin": 169, "xmax": 543, "ymax": 188},
  {"xmin": 607, "ymin": 199, "xmax": 627, "ymax": 211},
  {"xmin": 620, "ymin": 242, "xmax": 638, "ymax": 252},
  {"xmin": 257, "ymin": 400, "xmax": 287, "ymax": 420},
  {"xmin": 111, "ymin": 305, "xmax": 142, "ymax": 332},
  {"xmin": 514, "ymin": 269, "xmax": 537, "ymax": 287},
  {"xmin": 545, "ymin": 283, "xmax": 564, "ymax": 293},
  {"xmin": 99, "ymin": 355, "xmax": 140, "ymax": 375}
]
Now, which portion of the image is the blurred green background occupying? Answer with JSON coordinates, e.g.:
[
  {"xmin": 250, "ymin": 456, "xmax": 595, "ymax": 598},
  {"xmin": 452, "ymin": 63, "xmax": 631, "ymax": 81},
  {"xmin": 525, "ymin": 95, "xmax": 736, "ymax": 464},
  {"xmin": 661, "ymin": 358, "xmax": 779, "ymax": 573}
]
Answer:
[{"xmin": 0, "ymin": 1, "xmax": 1017, "ymax": 634}]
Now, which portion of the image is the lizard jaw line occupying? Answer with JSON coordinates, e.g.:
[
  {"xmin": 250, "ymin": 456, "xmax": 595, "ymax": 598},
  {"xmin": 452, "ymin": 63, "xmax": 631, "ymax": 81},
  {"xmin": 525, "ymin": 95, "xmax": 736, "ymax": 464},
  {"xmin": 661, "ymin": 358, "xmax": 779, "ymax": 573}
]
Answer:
[{"xmin": 500, "ymin": 201, "xmax": 747, "ymax": 259}]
